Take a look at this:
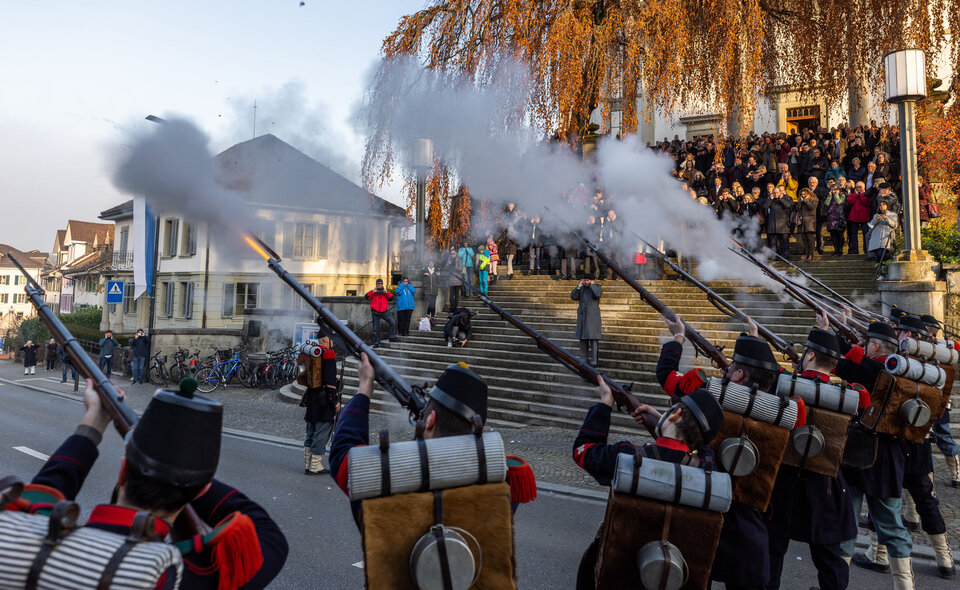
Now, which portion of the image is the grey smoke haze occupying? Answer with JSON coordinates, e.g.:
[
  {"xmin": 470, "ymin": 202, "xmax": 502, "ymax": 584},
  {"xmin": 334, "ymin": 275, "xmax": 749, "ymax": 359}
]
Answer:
[
  {"xmin": 111, "ymin": 116, "xmax": 252, "ymax": 230},
  {"xmin": 359, "ymin": 56, "xmax": 773, "ymax": 286},
  {"xmin": 225, "ymin": 81, "xmax": 359, "ymax": 182}
]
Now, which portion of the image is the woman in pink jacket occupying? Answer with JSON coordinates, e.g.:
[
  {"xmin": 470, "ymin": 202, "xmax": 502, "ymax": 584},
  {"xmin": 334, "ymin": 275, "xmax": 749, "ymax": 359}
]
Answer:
[{"xmin": 845, "ymin": 181, "xmax": 871, "ymax": 255}]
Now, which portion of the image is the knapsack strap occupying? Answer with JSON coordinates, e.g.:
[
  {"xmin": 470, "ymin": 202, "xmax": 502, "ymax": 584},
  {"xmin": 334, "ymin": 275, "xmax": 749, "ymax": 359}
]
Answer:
[
  {"xmin": 379, "ymin": 430, "xmax": 391, "ymax": 497},
  {"xmin": 26, "ymin": 500, "xmax": 79, "ymax": 590},
  {"xmin": 97, "ymin": 512, "xmax": 160, "ymax": 590},
  {"xmin": 432, "ymin": 491, "xmax": 454, "ymax": 590}
]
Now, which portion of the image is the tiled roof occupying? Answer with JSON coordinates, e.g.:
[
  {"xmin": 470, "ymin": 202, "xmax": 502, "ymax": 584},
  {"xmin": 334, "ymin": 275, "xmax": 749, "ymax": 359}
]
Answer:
[
  {"xmin": 0, "ymin": 244, "xmax": 50, "ymax": 270},
  {"xmin": 65, "ymin": 221, "xmax": 114, "ymax": 246},
  {"xmin": 99, "ymin": 200, "xmax": 134, "ymax": 221}
]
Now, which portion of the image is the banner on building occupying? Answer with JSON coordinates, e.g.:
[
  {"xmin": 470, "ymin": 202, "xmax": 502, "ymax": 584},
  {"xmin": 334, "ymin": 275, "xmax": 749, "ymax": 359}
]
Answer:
[{"xmin": 133, "ymin": 197, "xmax": 156, "ymax": 299}]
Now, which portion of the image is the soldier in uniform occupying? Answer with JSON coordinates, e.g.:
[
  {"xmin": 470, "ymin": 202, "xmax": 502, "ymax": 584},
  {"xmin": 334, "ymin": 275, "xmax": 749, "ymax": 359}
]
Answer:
[
  {"xmin": 920, "ymin": 314, "xmax": 960, "ymax": 489},
  {"xmin": 655, "ymin": 315, "xmax": 783, "ymax": 590},
  {"xmin": 827, "ymin": 318, "xmax": 915, "ymax": 589},
  {"xmin": 764, "ymin": 328, "xmax": 859, "ymax": 590},
  {"xmin": 572, "ymin": 379, "xmax": 725, "ymax": 589},
  {"xmin": 29, "ymin": 378, "xmax": 288, "ymax": 589},
  {"xmin": 329, "ymin": 354, "xmax": 536, "ymax": 526},
  {"xmin": 857, "ymin": 315, "xmax": 957, "ymax": 579},
  {"xmin": 300, "ymin": 337, "xmax": 339, "ymax": 475}
]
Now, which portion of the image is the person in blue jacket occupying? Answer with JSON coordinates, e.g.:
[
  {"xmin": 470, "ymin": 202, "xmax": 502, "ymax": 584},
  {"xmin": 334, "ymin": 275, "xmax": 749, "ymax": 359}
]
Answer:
[
  {"xmin": 26, "ymin": 378, "xmax": 288, "ymax": 589},
  {"xmin": 395, "ymin": 277, "xmax": 416, "ymax": 337}
]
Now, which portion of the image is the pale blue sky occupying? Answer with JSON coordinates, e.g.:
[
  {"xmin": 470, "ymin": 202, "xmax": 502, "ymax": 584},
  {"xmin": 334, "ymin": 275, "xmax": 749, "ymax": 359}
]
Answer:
[{"xmin": 0, "ymin": 0, "xmax": 424, "ymax": 252}]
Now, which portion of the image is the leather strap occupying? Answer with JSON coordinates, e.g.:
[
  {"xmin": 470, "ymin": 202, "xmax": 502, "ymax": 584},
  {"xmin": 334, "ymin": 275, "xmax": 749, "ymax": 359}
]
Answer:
[
  {"xmin": 729, "ymin": 422, "xmax": 749, "ymax": 475},
  {"xmin": 631, "ymin": 449, "xmax": 643, "ymax": 496},
  {"xmin": 774, "ymin": 397, "xmax": 788, "ymax": 426},
  {"xmin": 379, "ymin": 429, "xmax": 391, "ymax": 497},
  {"xmin": 658, "ymin": 504, "xmax": 675, "ymax": 590},
  {"xmin": 718, "ymin": 377, "xmax": 729, "ymax": 406},
  {"xmin": 98, "ymin": 512, "xmax": 157, "ymax": 590},
  {"xmin": 432, "ymin": 491, "xmax": 453, "ymax": 590},
  {"xmin": 474, "ymin": 425, "xmax": 487, "ymax": 485},
  {"xmin": 27, "ymin": 501, "xmax": 79, "ymax": 590},
  {"xmin": 416, "ymin": 437, "xmax": 431, "ymax": 493},
  {"xmin": 814, "ymin": 379, "xmax": 822, "ymax": 407},
  {"xmin": 743, "ymin": 386, "xmax": 758, "ymax": 418},
  {"xmin": 671, "ymin": 463, "xmax": 683, "ymax": 504},
  {"xmin": 0, "ymin": 476, "xmax": 24, "ymax": 508},
  {"xmin": 702, "ymin": 468, "xmax": 713, "ymax": 511},
  {"xmin": 798, "ymin": 426, "xmax": 815, "ymax": 472}
]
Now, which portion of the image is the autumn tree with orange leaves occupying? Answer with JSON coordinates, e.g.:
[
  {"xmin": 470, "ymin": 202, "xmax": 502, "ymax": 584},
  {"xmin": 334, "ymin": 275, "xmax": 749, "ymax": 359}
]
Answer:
[{"xmin": 366, "ymin": 0, "xmax": 960, "ymax": 234}]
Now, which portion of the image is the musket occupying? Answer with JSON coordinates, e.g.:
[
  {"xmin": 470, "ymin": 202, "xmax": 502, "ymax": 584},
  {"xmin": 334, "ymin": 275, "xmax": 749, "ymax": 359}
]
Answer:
[
  {"xmin": 769, "ymin": 249, "xmax": 884, "ymax": 324},
  {"xmin": 729, "ymin": 241, "xmax": 864, "ymax": 343},
  {"xmin": 547, "ymin": 208, "xmax": 730, "ymax": 370},
  {"xmin": 778, "ymin": 276, "xmax": 870, "ymax": 333},
  {"xmin": 242, "ymin": 235, "xmax": 426, "ymax": 420},
  {"xmin": 7, "ymin": 254, "xmax": 210, "ymax": 534},
  {"xmin": 632, "ymin": 233, "xmax": 801, "ymax": 364},
  {"xmin": 460, "ymin": 281, "xmax": 658, "ymax": 436}
]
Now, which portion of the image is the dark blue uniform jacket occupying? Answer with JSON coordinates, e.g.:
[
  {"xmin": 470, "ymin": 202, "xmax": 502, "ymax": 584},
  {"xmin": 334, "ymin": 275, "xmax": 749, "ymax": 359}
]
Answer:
[{"xmin": 31, "ymin": 433, "xmax": 288, "ymax": 590}]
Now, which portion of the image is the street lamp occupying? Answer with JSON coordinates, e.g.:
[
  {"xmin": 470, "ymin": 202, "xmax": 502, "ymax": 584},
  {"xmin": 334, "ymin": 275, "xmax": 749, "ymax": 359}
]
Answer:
[
  {"xmin": 412, "ymin": 138, "xmax": 434, "ymax": 267},
  {"xmin": 884, "ymin": 49, "xmax": 927, "ymax": 257}
]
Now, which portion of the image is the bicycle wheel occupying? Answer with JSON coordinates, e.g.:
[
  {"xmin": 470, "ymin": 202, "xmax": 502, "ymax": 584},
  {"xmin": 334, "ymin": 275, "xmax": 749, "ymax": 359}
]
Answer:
[
  {"xmin": 242, "ymin": 363, "xmax": 259, "ymax": 388},
  {"xmin": 168, "ymin": 363, "xmax": 185, "ymax": 384},
  {"xmin": 235, "ymin": 363, "xmax": 252, "ymax": 387},
  {"xmin": 147, "ymin": 365, "xmax": 167, "ymax": 386},
  {"xmin": 195, "ymin": 367, "xmax": 221, "ymax": 393}
]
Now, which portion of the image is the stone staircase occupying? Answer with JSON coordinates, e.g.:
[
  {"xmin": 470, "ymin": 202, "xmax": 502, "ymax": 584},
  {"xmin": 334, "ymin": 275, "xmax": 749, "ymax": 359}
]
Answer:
[{"xmin": 340, "ymin": 257, "xmax": 958, "ymax": 434}]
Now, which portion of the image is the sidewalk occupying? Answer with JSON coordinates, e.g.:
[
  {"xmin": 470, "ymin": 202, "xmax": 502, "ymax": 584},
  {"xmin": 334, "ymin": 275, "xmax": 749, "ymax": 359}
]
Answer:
[{"xmin": 3, "ymin": 357, "xmax": 959, "ymax": 556}]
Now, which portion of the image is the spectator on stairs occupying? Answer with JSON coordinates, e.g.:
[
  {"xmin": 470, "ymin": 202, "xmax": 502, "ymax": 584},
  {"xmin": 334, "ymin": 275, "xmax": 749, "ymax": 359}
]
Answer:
[
  {"xmin": 422, "ymin": 260, "xmax": 440, "ymax": 319},
  {"xmin": 444, "ymin": 307, "xmax": 473, "ymax": 348},
  {"xmin": 486, "ymin": 236, "xmax": 499, "ymax": 283},
  {"xmin": 395, "ymin": 277, "xmax": 416, "ymax": 337},
  {"xmin": 365, "ymin": 279, "xmax": 396, "ymax": 347},
  {"xmin": 571, "ymin": 274, "xmax": 603, "ymax": 368},
  {"xmin": 845, "ymin": 182, "xmax": 870, "ymax": 255},
  {"xmin": 866, "ymin": 198, "xmax": 898, "ymax": 263}
]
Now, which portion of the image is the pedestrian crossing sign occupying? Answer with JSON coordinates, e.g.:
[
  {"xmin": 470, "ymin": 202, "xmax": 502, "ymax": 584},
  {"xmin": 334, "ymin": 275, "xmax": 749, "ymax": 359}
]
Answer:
[{"xmin": 106, "ymin": 280, "xmax": 124, "ymax": 303}]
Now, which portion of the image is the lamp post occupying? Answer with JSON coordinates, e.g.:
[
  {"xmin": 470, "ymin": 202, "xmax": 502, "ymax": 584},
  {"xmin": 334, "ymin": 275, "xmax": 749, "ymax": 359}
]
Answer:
[
  {"xmin": 884, "ymin": 49, "xmax": 927, "ymax": 257},
  {"xmin": 412, "ymin": 138, "xmax": 434, "ymax": 267}
]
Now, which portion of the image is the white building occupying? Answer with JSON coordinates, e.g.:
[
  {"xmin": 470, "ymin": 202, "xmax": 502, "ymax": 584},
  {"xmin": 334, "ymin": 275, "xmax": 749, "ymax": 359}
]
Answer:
[
  {"xmin": 44, "ymin": 221, "xmax": 114, "ymax": 313},
  {"xmin": 100, "ymin": 134, "xmax": 407, "ymax": 335},
  {"xmin": 0, "ymin": 245, "xmax": 50, "ymax": 322}
]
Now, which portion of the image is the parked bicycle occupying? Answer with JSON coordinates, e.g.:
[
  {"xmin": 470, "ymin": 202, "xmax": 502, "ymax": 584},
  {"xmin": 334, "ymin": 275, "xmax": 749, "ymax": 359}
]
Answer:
[
  {"xmin": 168, "ymin": 347, "xmax": 201, "ymax": 383},
  {"xmin": 147, "ymin": 352, "xmax": 171, "ymax": 386},
  {"xmin": 195, "ymin": 346, "xmax": 249, "ymax": 393}
]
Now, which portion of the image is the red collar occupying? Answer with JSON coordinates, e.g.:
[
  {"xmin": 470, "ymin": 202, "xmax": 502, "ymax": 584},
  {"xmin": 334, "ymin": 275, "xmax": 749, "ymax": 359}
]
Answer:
[
  {"xmin": 800, "ymin": 370, "xmax": 830, "ymax": 382},
  {"xmin": 88, "ymin": 505, "xmax": 171, "ymax": 537},
  {"xmin": 874, "ymin": 355, "xmax": 888, "ymax": 362},
  {"xmin": 655, "ymin": 437, "xmax": 690, "ymax": 453}
]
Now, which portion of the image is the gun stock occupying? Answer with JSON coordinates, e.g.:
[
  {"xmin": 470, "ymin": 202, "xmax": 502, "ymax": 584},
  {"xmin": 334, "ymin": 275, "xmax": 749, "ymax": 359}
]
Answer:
[{"xmin": 7, "ymin": 254, "xmax": 209, "ymax": 534}]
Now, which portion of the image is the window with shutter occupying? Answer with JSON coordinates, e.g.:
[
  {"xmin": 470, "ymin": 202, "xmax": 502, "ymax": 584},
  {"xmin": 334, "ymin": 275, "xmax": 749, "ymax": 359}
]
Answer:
[
  {"xmin": 180, "ymin": 282, "xmax": 193, "ymax": 318},
  {"xmin": 222, "ymin": 283, "xmax": 235, "ymax": 318},
  {"xmin": 119, "ymin": 226, "xmax": 129, "ymax": 255},
  {"xmin": 260, "ymin": 283, "xmax": 273, "ymax": 309},
  {"xmin": 282, "ymin": 222, "xmax": 294, "ymax": 257},
  {"xmin": 181, "ymin": 223, "xmax": 197, "ymax": 256},
  {"xmin": 317, "ymin": 224, "xmax": 329, "ymax": 259},
  {"xmin": 164, "ymin": 282, "xmax": 175, "ymax": 317}
]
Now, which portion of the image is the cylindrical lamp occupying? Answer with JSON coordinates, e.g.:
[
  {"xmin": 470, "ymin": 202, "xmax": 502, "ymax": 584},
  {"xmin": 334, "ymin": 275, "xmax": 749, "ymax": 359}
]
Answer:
[
  {"xmin": 884, "ymin": 49, "xmax": 927, "ymax": 103},
  {"xmin": 884, "ymin": 49, "xmax": 926, "ymax": 255}
]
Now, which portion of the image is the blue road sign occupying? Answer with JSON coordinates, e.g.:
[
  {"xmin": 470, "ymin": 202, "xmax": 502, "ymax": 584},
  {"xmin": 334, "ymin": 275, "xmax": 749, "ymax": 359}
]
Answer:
[{"xmin": 106, "ymin": 280, "xmax": 124, "ymax": 304}]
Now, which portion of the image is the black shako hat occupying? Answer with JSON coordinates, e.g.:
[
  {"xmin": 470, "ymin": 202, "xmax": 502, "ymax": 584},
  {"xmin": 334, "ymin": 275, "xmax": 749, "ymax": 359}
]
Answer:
[
  {"xmin": 679, "ymin": 388, "xmax": 724, "ymax": 445},
  {"xmin": 125, "ymin": 378, "xmax": 223, "ymax": 488},
  {"xmin": 731, "ymin": 335, "xmax": 780, "ymax": 372},
  {"xmin": 428, "ymin": 362, "xmax": 489, "ymax": 423},
  {"xmin": 898, "ymin": 315, "xmax": 927, "ymax": 335},
  {"xmin": 889, "ymin": 307, "xmax": 907, "ymax": 323},
  {"xmin": 805, "ymin": 327, "xmax": 841, "ymax": 359},
  {"xmin": 867, "ymin": 321, "xmax": 900, "ymax": 347},
  {"xmin": 920, "ymin": 314, "xmax": 941, "ymax": 330}
]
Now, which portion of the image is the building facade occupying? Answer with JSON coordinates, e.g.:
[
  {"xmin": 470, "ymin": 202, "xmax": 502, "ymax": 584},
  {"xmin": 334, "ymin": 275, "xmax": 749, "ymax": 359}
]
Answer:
[
  {"xmin": 44, "ymin": 220, "xmax": 114, "ymax": 313},
  {"xmin": 0, "ymin": 245, "xmax": 50, "ymax": 321},
  {"xmin": 99, "ymin": 134, "xmax": 406, "ymax": 336}
]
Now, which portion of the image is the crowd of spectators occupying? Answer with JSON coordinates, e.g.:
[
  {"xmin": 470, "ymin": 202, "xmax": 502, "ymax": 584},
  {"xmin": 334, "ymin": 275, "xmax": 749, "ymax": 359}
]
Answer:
[{"xmin": 653, "ymin": 122, "xmax": 937, "ymax": 262}]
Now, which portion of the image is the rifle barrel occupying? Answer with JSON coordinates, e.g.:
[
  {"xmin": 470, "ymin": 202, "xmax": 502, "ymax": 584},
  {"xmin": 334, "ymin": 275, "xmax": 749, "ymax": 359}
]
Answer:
[
  {"xmin": 633, "ymin": 234, "xmax": 800, "ymax": 363},
  {"xmin": 464, "ymin": 283, "xmax": 656, "ymax": 435},
  {"xmin": 545, "ymin": 212, "xmax": 729, "ymax": 370},
  {"xmin": 8, "ymin": 254, "xmax": 209, "ymax": 534},
  {"xmin": 261, "ymin": 251, "xmax": 426, "ymax": 418}
]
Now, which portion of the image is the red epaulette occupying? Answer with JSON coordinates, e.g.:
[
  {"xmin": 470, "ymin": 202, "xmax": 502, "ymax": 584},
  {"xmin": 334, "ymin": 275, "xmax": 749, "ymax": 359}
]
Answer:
[
  {"xmin": 663, "ymin": 369, "xmax": 707, "ymax": 397},
  {"xmin": 843, "ymin": 346, "xmax": 865, "ymax": 365},
  {"xmin": 321, "ymin": 348, "xmax": 336, "ymax": 360}
]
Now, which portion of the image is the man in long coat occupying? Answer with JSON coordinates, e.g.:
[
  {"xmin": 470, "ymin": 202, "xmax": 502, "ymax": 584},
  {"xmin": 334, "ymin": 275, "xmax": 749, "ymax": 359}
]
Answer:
[{"xmin": 571, "ymin": 273, "xmax": 602, "ymax": 367}]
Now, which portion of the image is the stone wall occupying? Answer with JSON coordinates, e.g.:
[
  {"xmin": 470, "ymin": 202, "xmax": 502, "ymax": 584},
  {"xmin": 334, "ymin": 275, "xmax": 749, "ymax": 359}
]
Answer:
[{"xmin": 942, "ymin": 264, "xmax": 960, "ymax": 330}]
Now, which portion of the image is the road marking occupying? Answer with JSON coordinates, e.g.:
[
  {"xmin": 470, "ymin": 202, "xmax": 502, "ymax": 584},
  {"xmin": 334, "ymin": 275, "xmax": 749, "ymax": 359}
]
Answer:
[
  {"xmin": 13, "ymin": 446, "xmax": 49, "ymax": 461},
  {"xmin": 352, "ymin": 561, "xmax": 364, "ymax": 569}
]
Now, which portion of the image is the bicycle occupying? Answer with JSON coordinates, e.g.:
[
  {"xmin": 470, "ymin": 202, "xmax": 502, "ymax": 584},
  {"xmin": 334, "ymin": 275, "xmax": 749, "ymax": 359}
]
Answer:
[
  {"xmin": 147, "ymin": 352, "xmax": 171, "ymax": 386},
  {"xmin": 167, "ymin": 347, "xmax": 199, "ymax": 383},
  {"xmin": 195, "ymin": 347, "xmax": 249, "ymax": 393}
]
